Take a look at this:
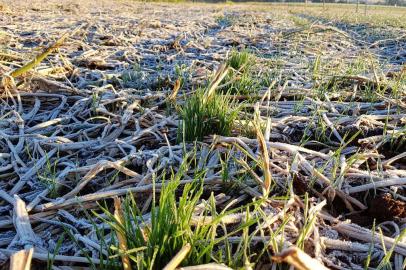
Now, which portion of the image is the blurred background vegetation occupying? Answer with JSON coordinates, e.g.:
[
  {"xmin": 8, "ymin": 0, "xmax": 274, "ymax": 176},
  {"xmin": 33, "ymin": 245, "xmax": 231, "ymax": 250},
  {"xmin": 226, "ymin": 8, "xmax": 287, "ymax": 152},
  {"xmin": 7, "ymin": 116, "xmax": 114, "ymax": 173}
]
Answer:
[{"xmin": 142, "ymin": 0, "xmax": 406, "ymax": 7}]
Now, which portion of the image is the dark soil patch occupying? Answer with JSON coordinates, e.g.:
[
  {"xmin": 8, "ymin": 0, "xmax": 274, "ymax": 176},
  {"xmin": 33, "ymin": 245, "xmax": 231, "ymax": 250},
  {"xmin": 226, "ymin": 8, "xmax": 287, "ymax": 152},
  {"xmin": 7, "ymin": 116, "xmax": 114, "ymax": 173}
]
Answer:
[{"xmin": 347, "ymin": 193, "xmax": 406, "ymax": 227}]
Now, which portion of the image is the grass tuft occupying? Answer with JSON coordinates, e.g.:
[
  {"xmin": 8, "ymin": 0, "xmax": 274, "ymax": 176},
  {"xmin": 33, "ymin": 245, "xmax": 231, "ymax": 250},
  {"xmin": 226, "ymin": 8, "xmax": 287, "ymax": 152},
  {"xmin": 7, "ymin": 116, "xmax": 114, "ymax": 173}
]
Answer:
[
  {"xmin": 220, "ymin": 49, "xmax": 262, "ymax": 96},
  {"xmin": 180, "ymin": 89, "xmax": 238, "ymax": 142},
  {"xmin": 95, "ymin": 161, "xmax": 222, "ymax": 269},
  {"xmin": 227, "ymin": 49, "xmax": 254, "ymax": 73}
]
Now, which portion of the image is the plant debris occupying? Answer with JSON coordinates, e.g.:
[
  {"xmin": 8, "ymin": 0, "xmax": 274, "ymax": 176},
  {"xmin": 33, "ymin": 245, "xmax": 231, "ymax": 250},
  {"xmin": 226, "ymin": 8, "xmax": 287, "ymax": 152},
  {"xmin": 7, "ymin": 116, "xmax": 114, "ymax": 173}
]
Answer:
[{"xmin": 0, "ymin": 1, "xmax": 405, "ymax": 269}]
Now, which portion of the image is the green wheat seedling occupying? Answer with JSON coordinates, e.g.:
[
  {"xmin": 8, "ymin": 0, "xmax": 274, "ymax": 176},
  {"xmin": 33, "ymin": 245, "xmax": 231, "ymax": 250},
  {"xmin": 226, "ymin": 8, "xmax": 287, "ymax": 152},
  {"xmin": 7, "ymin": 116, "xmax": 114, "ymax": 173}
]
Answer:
[
  {"xmin": 364, "ymin": 220, "xmax": 376, "ymax": 270},
  {"xmin": 65, "ymin": 201, "xmax": 120, "ymax": 270},
  {"xmin": 37, "ymin": 151, "xmax": 60, "ymax": 198},
  {"xmin": 227, "ymin": 49, "xmax": 254, "ymax": 73},
  {"xmin": 88, "ymin": 158, "xmax": 270, "ymax": 269},
  {"xmin": 220, "ymin": 49, "xmax": 261, "ymax": 96},
  {"xmin": 296, "ymin": 193, "xmax": 316, "ymax": 250},
  {"xmin": 312, "ymin": 54, "xmax": 322, "ymax": 81},
  {"xmin": 329, "ymin": 131, "xmax": 361, "ymax": 188},
  {"xmin": 25, "ymin": 146, "xmax": 61, "ymax": 199},
  {"xmin": 290, "ymin": 15, "xmax": 310, "ymax": 27},
  {"xmin": 224, "ymin": 72, "xmax": 261, "ymax": 96},
  {"xmin": 217, "ymin": 207, "xmax": 257, "ymax": 268},
  {"xmin": 95, "ymin": 164, "xmax": 215, "ymax": 269},
  {"xmin": 174, "ymin": 63, "xmax": 191, "ymax": 87},
  {"xmin": 376, "ymin": 227, "xmax": 406, "ymax": 270},
  {"xmin": 91, "ymin": 91, "xmax": 100, "ymax": 114},
  {"xmin": 207, "ymin": 197, "xmax": 278, "ymax": 269},
  {"xmin": 388, "ymin": 127, "xmax": 406, "ymax": 153},
  {"xmin": 47, "ymin": 233, "xmax": 66, "ymax": 270},
  {"xmin": 215, "ymin": 14, "xmax": 234, "ymax": 28},
  {"xmin": 180, "ymin": 89, "xmax": 239, "ymax": 142}
]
